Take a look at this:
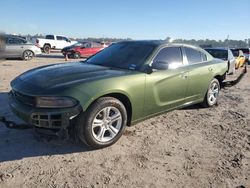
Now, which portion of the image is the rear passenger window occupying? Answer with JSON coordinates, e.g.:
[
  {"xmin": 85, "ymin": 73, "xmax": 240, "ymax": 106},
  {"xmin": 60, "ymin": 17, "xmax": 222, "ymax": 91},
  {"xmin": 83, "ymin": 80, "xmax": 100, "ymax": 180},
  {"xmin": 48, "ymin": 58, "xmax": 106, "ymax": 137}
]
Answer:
[
  {"xmin": 201, "ymin": 52, "xmax": 207, "ymax": 61},
  {"xmin": 46, "ymin": 35, "xmax": 54, "ymax": 40},
  {"xmin": 185, "ymin": 47, "xmax": 202, "ymax": 64},
  {"xmin": 153, "ymin": 47, "xmax": 183, "ymax": 68},
  {"xmin": 7, "ymin": 37, "xmax": 26, "ymax": 44}
]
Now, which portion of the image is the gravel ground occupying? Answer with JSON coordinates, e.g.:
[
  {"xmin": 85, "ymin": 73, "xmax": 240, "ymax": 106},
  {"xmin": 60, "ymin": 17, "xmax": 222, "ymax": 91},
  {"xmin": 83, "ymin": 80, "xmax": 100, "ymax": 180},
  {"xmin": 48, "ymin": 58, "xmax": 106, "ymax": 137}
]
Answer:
[{"xmin": 0, "ymin": 54, "xmax": 249, "ymax": 188}]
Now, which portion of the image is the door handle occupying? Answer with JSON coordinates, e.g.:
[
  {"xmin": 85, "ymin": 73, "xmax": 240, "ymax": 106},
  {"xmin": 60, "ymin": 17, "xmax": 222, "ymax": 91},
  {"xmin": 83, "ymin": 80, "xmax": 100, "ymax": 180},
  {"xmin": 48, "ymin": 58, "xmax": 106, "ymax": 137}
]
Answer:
[
  {"xmin": 181, "ymin": 73, "xmax": 188, "ymax": 79},
  {"xmin": 208, "ymin": 67, "xmax": 213, "ymax": 72}
]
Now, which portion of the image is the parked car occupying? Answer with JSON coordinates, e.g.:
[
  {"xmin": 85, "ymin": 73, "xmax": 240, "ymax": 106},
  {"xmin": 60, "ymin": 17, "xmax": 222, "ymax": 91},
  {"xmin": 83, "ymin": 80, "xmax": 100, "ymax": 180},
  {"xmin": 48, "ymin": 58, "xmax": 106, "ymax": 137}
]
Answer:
[
  {"xmin": 36, "ymin": 35, "xmax": 78, "ymax": 54},
  {"xmin": 62, "ymin": 41, "xmax": 105, "ymax": 58},
  {"xmin": 204, "ymin": 47, "xmax": 236, "ymax": 74},
  {"xmin": 231, "ymin": 49, "xmax": 246, "ymax": 69},
  {"xmin": 9, "ymin": 41, "xmax": 227, "ymax": 148},
  {"xmin": 234, "ymin": 48, "xmax": 250, "ymax": 62},
  {"xmin": 2, "ymin": 35, "xmax": 41, "ymax": 60}
]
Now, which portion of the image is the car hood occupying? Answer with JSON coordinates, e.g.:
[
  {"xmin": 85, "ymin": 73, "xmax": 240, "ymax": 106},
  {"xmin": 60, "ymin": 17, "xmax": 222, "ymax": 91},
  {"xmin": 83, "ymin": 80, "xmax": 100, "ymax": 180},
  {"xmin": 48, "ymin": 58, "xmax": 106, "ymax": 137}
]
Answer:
[
  {"xmin": 62, "ymin": 46, "xmax": 77, "ymax": 51},
  {"xmin": 11, "ymin": 62, "xmax": 137, "ymax": 93}
]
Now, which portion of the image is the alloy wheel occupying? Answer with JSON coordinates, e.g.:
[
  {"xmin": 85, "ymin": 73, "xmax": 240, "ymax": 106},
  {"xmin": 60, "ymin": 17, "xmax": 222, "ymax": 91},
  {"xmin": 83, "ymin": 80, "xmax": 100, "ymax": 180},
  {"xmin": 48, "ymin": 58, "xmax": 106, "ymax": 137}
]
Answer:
[
  {"xmin": 208, "ymin": 82, "xmax": 219, "ymax": 105},
  {"xmin": 23, "ymin": 51, "xmax": 33, "ymax": 60},
  {"xmin": 92, "ymin": 106, "xmax": 122, "ymax": 142}
]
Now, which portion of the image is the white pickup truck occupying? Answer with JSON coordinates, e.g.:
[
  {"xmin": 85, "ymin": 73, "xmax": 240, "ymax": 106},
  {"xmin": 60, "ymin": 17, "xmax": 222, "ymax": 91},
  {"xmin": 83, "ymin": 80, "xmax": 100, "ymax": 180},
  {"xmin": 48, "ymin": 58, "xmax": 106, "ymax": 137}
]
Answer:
[{"xmin": 36, "ymin": 35, "xmax": 78, "ymax": 53}]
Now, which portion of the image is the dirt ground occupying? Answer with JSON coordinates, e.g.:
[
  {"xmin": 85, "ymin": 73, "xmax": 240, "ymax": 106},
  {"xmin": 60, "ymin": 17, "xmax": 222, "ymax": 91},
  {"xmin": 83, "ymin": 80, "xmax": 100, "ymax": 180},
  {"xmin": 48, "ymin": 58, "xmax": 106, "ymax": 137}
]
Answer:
[{"xmin": 0, "ymin": 54, "xmax": 249, "ymax": 188}]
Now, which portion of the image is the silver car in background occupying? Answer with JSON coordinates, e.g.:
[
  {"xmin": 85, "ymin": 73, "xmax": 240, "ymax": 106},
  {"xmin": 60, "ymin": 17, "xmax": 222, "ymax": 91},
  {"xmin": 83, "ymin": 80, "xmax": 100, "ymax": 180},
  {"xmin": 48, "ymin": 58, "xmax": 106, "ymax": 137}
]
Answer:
[
  {"xmin": 204, "ymin": 47, "xmax": 236, "ymax": 74},
  {"xmin": 1, "ymin": 35, "xmax": 41, "ymax": 60}
]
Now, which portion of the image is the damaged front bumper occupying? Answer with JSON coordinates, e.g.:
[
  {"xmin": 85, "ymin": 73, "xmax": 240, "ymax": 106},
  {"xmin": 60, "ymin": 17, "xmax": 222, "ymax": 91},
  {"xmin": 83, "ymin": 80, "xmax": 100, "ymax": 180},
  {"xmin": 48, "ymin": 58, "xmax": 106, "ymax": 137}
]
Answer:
[{"xmin": 7, "ymin": 91, "xmax": 82, "ymax": 137}]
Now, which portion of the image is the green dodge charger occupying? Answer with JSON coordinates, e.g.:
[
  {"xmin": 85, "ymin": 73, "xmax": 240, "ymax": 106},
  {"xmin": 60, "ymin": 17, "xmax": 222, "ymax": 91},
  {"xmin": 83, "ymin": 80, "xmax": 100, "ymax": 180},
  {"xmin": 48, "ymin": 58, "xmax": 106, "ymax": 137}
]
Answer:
[{"xmin": 9, "ymin": 41, "xmax": 227, "ymax": 148}]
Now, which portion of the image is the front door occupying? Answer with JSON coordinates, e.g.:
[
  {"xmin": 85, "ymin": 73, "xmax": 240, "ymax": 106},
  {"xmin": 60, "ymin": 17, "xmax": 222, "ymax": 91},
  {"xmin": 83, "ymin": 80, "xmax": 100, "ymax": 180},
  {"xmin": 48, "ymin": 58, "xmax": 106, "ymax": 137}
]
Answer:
[{"xmin": 144, "ymin": 47, "xmax": 188, "ymax": 116}]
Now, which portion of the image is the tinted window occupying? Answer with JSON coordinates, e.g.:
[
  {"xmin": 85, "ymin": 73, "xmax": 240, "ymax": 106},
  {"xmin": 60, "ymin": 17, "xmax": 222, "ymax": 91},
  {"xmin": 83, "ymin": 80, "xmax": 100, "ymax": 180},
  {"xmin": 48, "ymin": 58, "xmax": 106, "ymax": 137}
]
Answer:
[
  {"xmin": 236, "ymin": 48, "xmax": 249, "ymax": 53},
  {"xmin": 46, "ymin": 35, "xmax": 54, "ymax": 40},
  {"xmin": 185, "ymin": 47, "xmax": 202, "ymax": 64},
  {"xmin": 7, "ymin": 37, "xmax": 26, "ymax": 45},
  {"xmin": 61, "ymin": 37, "xmax": 69, "ymax": 41},
  {"xmin": 56, "ymin": 36, "xmax": 63, "ymax": 40},
  {"xmin": 153, "ymin": 47, "xmax": 183, "ymax": 68},
  {"xmin": 91, "ymin": 42, "xmax": 102, "ymax": 48},
  {"xmin": 86, "ymin": 42, "xmax": 156, "ymax": 70},
  {"xmin": 231, "ymin": 49, "xmax": 239, "ymax": 57},
  {"xmin": 205, "ymin": 49, "xmax": 228, "ymax": 60},
  {"xmin": 83, "ymin": 42, "xmax": 91, "ymax": 48}
]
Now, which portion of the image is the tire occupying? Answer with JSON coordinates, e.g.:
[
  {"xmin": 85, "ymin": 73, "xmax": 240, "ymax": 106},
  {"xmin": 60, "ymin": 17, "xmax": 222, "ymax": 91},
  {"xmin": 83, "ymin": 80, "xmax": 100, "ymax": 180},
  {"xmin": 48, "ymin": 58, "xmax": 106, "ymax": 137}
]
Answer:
[
  {"xmin": 43, "ymin": 44, "xmax": 50, "ymax": 54},
  {"xmin": 202, "ymin": 78, "xmax": 220, "ymax": 108},
  {"xmin": 22, "ymin": 50, "xmax": 34, "ymax": 60},
  {"xmin": 73, "ymin": 52, "xmax": 81, "ymax": 59},
  {"xmin": 76, "ymin": 97, "xmax": 127, "ymax": 149}
]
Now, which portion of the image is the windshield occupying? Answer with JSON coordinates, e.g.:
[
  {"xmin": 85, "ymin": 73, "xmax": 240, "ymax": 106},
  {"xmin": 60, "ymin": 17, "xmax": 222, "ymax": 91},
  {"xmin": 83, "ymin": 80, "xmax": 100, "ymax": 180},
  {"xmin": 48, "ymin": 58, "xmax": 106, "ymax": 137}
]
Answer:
[
  {"xmin": 85, "ymin": 42, "xmax": 156, "ymax": 70},
  {"xmin": 205, "ymin": 49, "xmax": 228, "ymax": 60},
  {"xmin": 231, "ymin": 49, "xmax": 239, "ymax": 57}
]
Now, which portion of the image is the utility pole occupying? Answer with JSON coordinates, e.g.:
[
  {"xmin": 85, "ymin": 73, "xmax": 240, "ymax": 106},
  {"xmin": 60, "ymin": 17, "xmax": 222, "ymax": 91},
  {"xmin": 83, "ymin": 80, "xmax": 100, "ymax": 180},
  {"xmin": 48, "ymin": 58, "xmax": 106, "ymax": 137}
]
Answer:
[{"xmin": 226, "ymin": 35, "xmax": 229, "ymax": 47}]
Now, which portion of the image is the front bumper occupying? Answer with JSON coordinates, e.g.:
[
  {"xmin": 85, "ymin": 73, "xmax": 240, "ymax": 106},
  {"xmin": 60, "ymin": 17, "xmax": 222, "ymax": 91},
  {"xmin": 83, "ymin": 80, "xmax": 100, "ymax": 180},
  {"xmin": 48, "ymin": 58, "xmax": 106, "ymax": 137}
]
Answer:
[
  {"xmin": 32, "ymin": 46, "xmax": 42, "ymax": 55},
  {"xmin": 62, "ymin": 51, "xmax": 75, "ymax": 57},
  {"xmin": 8, "ymin": 91, "xmax": 82, "ymax": 130}
]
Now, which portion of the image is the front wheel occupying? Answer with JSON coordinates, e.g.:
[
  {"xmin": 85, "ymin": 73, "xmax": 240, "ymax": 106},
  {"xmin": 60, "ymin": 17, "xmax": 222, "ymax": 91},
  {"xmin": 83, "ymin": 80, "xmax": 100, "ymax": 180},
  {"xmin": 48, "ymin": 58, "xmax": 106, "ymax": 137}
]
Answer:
[
  {"xmin": 73, "ymin": 52, "xmax": 81, "ymax": 59},
  {"xmin": 76, "ymin": 97, "xmax": 127, "ymax": 149},
  {"xmin": 202, "ymin": 78, "xmax": 220, "ymax": 107}
]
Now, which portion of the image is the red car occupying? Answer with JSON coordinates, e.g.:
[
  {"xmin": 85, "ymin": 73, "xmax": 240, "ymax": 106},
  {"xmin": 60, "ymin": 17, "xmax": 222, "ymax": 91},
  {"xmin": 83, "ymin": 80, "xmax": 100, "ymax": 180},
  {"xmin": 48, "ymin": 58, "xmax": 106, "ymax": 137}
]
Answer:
[{"xmin": 62, "ymin": 42, "xmax": 105, "ymax": 58}]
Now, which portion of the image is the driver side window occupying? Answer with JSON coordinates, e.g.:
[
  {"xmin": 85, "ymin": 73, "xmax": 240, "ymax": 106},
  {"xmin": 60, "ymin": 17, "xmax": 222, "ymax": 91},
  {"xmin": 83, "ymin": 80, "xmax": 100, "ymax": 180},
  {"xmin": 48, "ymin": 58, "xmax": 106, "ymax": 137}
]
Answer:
[{"xmin": 153, "ymin": 47, "xmax": 183, "ymax": 69}]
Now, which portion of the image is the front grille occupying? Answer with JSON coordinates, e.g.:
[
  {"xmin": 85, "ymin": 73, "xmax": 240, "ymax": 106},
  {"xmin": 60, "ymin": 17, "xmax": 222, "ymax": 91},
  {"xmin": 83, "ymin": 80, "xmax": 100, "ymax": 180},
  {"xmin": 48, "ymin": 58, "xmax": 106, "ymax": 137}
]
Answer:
[
  {"xmin": 31, "ymin": 114, "xmax": 62, "ymax": 129},
  {"xmin": 12, "ymin": 90, "xmax": 36, "ymax": 106}
]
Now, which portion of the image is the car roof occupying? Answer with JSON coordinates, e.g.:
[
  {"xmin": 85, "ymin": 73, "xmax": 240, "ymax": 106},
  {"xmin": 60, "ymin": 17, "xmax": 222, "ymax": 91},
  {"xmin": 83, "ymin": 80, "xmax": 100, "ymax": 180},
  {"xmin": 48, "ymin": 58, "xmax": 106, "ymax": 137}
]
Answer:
[
  {"xmin": 204, "ymin": 47, "xmax": 229, "ymax": 50},
  {"xmin": 117, "ymin": 40, "xmax": 203, "ymax": 49},
  {"xmin": 5, "ymin": 35, "xmax": 27, "ymax": 41}
]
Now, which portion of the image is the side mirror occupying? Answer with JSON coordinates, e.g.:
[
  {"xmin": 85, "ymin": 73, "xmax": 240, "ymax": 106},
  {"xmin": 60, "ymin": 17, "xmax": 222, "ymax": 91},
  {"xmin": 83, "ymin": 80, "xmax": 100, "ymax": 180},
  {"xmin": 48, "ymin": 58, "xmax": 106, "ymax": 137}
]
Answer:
[{"xmin": 151, "ymin": 61, "xmax": 169, "ymax": 70}]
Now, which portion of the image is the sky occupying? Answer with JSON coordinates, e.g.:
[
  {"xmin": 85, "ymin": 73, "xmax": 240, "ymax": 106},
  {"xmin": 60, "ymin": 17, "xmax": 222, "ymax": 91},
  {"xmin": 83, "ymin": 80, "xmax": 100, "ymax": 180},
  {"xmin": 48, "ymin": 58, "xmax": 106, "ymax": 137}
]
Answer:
[{"xmin": 1, "ymin": 0, "xmax": 249, "ymax": 40}]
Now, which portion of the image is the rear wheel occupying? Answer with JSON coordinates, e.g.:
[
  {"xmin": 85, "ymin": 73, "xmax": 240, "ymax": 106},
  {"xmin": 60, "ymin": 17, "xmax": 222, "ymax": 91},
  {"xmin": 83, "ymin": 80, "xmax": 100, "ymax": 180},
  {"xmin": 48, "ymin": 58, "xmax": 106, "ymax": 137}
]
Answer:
[
  {"xmin": 43, "ymin": 44, "xmax": 50, "ymax": 54},
  {"xmin": 22, "ymin": 50, "xmax": 34, "ymax": 60},
  {"xmin": 76, "ymin": 97, "xmax": 127, "ymax": 149},
  {"xmin": 202, "ymin": 78, "xmax": 220, "ymax": 107}
]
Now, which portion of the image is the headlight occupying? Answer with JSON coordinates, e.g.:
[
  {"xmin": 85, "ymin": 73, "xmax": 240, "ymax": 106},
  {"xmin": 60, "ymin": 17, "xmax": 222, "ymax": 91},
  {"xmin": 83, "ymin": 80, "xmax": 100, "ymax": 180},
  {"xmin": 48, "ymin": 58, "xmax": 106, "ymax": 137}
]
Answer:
[{"xmin": 36, "ymin": 96, "xmax": 78, "ymax": 108}]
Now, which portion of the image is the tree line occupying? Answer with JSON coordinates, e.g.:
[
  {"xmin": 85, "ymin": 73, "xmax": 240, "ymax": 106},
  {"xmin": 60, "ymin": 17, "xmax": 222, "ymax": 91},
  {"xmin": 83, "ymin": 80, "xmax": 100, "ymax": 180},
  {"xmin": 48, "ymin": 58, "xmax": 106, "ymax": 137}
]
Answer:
[
  {"xmin": 13, "ymin": 34, "xmax": 250, "ymax": 48},
  {"xmin": 166, "ymin": 37, "xmax": 250, "ymax": 48}
]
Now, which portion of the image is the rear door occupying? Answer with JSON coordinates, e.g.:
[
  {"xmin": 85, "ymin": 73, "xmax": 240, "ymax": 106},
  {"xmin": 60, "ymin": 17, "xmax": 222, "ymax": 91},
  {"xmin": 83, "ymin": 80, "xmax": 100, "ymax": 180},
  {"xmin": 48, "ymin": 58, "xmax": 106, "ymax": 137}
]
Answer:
[
  {"xmin": 55, "ymin": 36, "xmax": 67, "ymax": 49},
  {"xmin": 5, "ymin": 37, "xmax": 26, "ymax": 57},
  {"xmin": 184, "ymin": 47, "xmax": 214, "ymax": 103},
  {"xmin": 144, "ymin": 46, "xmax": 189, "ymax": 115},
  {"xmin": 91, "ymin": 42, "xmax": 103, "ymax": 55},
  {"xmin": 80, "ymin": 42, "xmax": 92, "ymax": 57}
]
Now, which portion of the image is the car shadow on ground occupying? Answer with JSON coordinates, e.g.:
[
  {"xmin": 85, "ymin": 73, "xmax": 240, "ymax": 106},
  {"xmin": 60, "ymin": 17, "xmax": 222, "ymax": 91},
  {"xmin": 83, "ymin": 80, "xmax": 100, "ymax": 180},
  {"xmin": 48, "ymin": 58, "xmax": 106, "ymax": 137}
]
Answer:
[
  {"xmin": 222, "ymin": 68, "xmax": 246, "ymax": 87},
  {"xmin": 37, "ymin": 53, "xmax": 65, "ymax": 59},
  {"xmin": 0, "ymin": 92, "xmax": 90, "ymax": 163}
]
